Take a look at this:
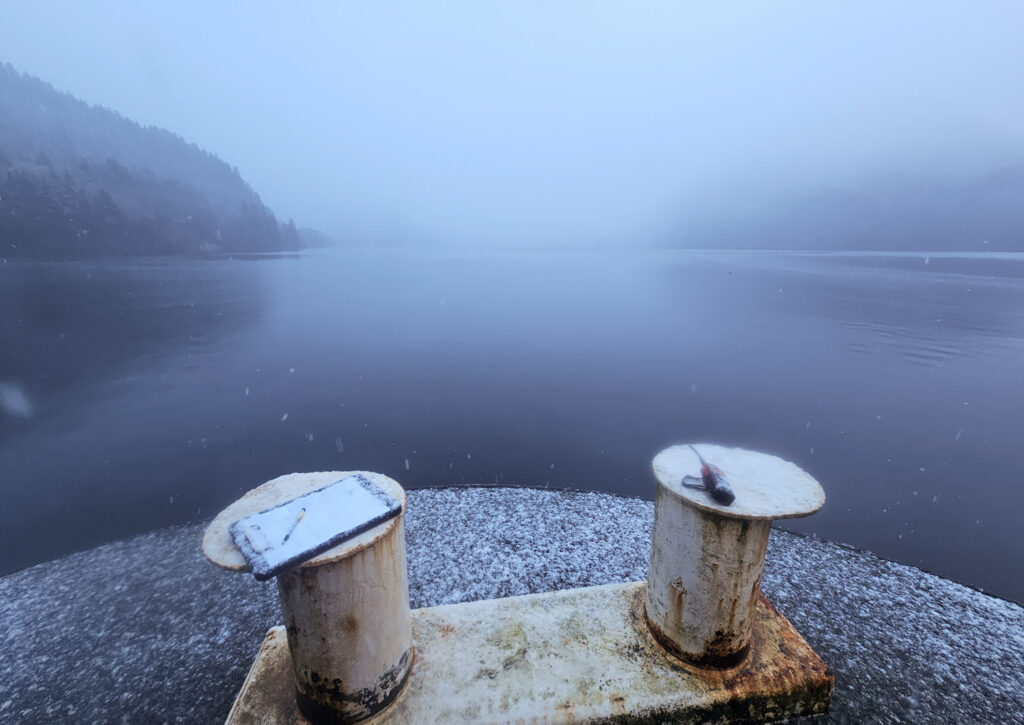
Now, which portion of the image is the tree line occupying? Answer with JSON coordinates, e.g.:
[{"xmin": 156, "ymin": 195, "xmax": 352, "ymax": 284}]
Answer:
[{"xmin": 0, "ymin": 63, "xmax": 302, "ymax": 257}]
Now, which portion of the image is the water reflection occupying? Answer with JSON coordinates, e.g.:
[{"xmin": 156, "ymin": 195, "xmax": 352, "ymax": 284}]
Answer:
[
  {"xmin": 703, "ymin": 253, "xmax": 1024, "ymax": 366},
  {"xmin": 0, "ymin": 258, "xmax": 266, "ymax": 431},
  {"xmin": 0, "ymin": 257, "xmax": 267, "ymax": 566},
  {"xmin": 1, "ymin": 250, "xmax": 1022, "ymax": 602}
]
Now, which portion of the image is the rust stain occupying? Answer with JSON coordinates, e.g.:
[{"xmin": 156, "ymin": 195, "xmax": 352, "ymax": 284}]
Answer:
[
  {"xmin": 747, "ymin": 572, "xmax": 763, "ymax": 618},
  {"xmin": 693, "ymin": 630, "xmax": 750, "ymax": 669},
  {"xmin": 668, "ymin": 576, "xmax": 686, "ymax": 635},
  {"xmin": 297, "ymin": 647, "xmax": 413, "ymax": 724},
  {"xmin": 230, "ymin": 586, "xmax": 832, "ymax": 725},
  {"xmin": 644, "ymin": 582, "xmax": 750, "ymax": 670},
  {"xmin": 726, "ymin": 597, "xmax": 738, "ymax": 630},
  {"xmin": 708, "ymin": 595, "xmax": 833, "ymax": 715},
  {"xmin": 439, "ymin": 624, "xmax": 456, "ymax": 639},
  {"xmin": 554, "ymin": 700, "xmax": 575, "ymax": 722},
  {"xmin": 635, "ymin": 583, "xmax": 834, "ymax": 712}
]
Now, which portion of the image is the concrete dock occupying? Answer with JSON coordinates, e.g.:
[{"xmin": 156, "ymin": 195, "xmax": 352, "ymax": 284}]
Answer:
[{"xmin": 1, "ymin": 487, "xmax": 1021, "ymax": 724}]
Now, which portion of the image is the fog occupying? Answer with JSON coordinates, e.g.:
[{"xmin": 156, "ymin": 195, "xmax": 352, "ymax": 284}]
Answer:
[{"xmin": 1, "ymin": 1, "xmax": 1023, "ymax": 246}]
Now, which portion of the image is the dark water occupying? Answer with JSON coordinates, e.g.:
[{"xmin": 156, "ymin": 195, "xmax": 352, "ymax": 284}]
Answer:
[{"xmin": 2, "ymin": 249, "xmax": 1022, "ymax": 601}]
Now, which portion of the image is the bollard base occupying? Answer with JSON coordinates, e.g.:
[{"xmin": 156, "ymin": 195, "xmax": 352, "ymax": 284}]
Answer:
[{"xmin": 226, "ymin": 582, "xmax": 831, "ymax": 724}]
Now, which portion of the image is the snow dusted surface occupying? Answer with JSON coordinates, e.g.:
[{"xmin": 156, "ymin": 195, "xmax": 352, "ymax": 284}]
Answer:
[
  {"xmin": 229, "ymin": 474, "xmax": 401, "ymax": 580},
  {"xmin": 0, "ymin": 487, "xmax": 1021, "ymax": 724}
]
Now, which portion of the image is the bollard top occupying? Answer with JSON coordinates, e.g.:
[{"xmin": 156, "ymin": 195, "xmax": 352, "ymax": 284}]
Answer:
[
  {"xmin": 653, "ymin": 444, "xmax": 824, "ymax": 520},
  {"xmin": 202, "ymin": 470, "xmax": 406, "ymax": 573}
]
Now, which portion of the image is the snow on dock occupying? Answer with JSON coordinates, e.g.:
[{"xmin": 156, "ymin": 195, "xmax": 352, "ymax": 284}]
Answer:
[{"xmin": 0, "ymin": 487, "xmax": 1021, "ymax": 724}]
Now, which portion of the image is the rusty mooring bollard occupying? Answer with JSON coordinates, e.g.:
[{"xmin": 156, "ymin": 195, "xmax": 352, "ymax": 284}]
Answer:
[
  {"xmin": 203, "ymin": 471, "xmax": 412, "ymax": 724},
  {"xmin": 645, "ymin": 444, "xmax": 825, "ymax": 667}
]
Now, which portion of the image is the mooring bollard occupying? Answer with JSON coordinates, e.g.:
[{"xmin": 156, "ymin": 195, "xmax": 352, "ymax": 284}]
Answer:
[
  {"xmin": 218, "ymin": 457, "xmax": 833, "ymax": 724},
  {"xmin": 645, "ymin": 444, "xmax": 825, "ymax": 667},
  {"xmin": 203, "ymin": 471, "xmax": 412, "ymax": 724}
]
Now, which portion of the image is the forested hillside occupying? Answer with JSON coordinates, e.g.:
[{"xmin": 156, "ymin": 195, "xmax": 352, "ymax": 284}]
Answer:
[{"xmin": 0, "ymin": 63, "xmax": 302, "ymax": 256}]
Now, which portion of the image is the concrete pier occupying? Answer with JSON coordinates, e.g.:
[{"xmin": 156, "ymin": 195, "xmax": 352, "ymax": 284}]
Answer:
[{"xmin": 1, "ymin": 487, "xmax": 1021, "ymax": 723}]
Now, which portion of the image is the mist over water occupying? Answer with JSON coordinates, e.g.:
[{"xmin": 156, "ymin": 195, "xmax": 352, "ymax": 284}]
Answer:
[
  {"xmin": 2, "ymin": 2, "xmax": 1024, "ymax": 247},
  {"xmin": 1, "ymin": 249, "xmax": 1022, "ymax": 601},
  {"xmin": 1, "ymin": 0, "xmax": 1023, "ymax": 620}
]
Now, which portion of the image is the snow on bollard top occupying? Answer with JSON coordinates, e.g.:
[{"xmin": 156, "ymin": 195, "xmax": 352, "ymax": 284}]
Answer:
[
  {"xmin": 203, "ymin": 471, "xmax": 406, "ymax": 576},
  {"xmin": 653, "ymin": 444, "xmax": 824, "ymax": 520},
  {"xmin": 228, "ymin": 475, "xmax": 401, "ymax": 580}
]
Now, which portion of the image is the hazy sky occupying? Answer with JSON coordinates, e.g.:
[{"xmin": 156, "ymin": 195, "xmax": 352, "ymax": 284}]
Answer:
[{"xmin": 2, "ymin": 1, "xmax": 1023, "ymax": 245}]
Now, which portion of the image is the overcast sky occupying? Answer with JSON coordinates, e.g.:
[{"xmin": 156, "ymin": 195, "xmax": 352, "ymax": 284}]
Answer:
[{"xmin": 1, "ymin": 1, "xmax": 1023, "ymax": 245}]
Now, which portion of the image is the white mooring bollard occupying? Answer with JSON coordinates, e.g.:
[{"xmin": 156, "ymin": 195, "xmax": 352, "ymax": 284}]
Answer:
[
  {"xmin": 203, "ymin": 471, "xmax": 412, "ymax": 724},
  {"xmin": 645, "ymin": 444, "xmax": 825, "ymax": 667},
  {"xmin": 211, "ymin": 457, "xmax": 833, "ymax": 724}
]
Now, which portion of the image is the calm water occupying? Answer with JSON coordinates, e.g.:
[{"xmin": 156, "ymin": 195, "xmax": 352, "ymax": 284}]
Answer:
[{"xmin": 2, "ymin": 248, "xmax": 1022, "ymax": 601}]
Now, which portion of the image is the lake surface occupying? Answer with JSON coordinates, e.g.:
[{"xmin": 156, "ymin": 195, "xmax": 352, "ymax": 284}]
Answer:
[{"xmin": 2, "ymin": 248, "xmax": 1022, "ymax": 602}]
